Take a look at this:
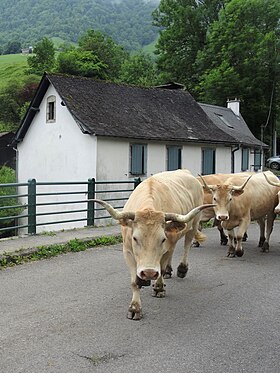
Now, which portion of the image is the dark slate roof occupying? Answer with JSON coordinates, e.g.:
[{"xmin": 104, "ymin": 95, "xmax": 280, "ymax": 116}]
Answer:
[
  {"xmin": 15, "ymin": 73, "xmax": 239, "ymax": 145},
  {"xmin": 199, "ymin": 103, "xmax": 267, "ymax": 148}
]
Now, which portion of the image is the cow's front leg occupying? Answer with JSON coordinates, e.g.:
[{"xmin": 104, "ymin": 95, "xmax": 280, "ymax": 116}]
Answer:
[
  {"xmin": 128, "ymin": 281, "xmax": 142, "ymax": 320},
  {"xmin": 177, "ymin": 225, "xmax": 196, "ymax": 278},
  {"xmin": 234, "ymin": 220, "xmax": 250, "ymax": 257},
  {"xmin": 123, "ymin": 249, "xmax": 143, "ymax": 320},
  {"xmin": 227, "ymin": 229, "xmax": 236, "ymax": 257}
]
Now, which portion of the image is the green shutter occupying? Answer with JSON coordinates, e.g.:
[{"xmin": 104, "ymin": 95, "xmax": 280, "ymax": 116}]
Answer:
[{"xmin": 202, "ymin": 148, "xmax": 215, "ymax": 175}]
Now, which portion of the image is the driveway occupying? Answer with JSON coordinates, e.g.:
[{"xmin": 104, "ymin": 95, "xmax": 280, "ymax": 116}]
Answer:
[{"xmin": 1, "ymin": 222, "xmax": 280, "ymax": 373}]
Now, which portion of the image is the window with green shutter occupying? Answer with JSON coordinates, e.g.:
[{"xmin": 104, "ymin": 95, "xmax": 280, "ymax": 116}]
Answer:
[
  {"xmin": 202, "ymin": 148, "xmax": 216, "ymax": 175},
  {"xmin": 167, "ymin": 146, "xmax": 182, "ymax": 171},
  {"xmin": 254, "ymin": 149, "xmax": 261, "ymax": 171},
  {"xmin": 241, "ymin": 148, "xmax": 249, "ymax": 171},
  {"xmin": 130, "ymin": 144, "xmax": 147, "ymax": 175}
]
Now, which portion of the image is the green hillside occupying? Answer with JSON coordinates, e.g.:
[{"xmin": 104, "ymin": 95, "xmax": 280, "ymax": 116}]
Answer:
[
  {"xmin": 0, "ymin": 54, "xmax": 28, "ymax": 89},
  {"xmin": 0, "ymin": 0, "xmax": 159, "ymax": 52}
]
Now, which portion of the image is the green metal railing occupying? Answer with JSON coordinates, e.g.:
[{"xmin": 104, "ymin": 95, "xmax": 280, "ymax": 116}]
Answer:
[{"xmin": 0, "ymin": 177, "xmax": 141, "ymax": 236}]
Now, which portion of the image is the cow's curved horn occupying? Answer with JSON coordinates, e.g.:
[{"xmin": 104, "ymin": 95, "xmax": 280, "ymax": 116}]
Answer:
[
  {"xmin": 231, "ymin": 175, "xmax": 252, "ymax": 191},
  {"xmin": 165, "ymin": 204, "xmax": 216, "ymax": 223},
  {"xmin": 198, "ymin": 174, "xmax": 215, "ymax": 191},
  {"xmin": 263, "ymin": 172, "xmax": 280, "ymax": 187},
  {"xmin": 89, "ymin": 199, "xmax": 135, "ymax": 220}
]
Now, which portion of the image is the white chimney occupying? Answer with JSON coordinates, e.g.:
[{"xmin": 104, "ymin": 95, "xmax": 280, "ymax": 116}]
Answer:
[{"xmin": 227, "ymin": 98, "xmax": 240, "ymax": 116}]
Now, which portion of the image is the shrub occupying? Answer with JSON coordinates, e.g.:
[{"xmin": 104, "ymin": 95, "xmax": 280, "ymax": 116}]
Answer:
[{"xmin": 0, "ymin": 166, "xmax": 23, "ymax": 236}]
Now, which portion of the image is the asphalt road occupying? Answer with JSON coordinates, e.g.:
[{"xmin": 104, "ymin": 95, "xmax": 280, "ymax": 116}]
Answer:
[{"xmin": 1, "ymin": 222, "xmax": 280, "ymax": 373}]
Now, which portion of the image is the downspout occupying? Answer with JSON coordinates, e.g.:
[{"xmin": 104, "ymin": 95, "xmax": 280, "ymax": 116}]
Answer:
[{"xmin": 231, "ymin": 145, "xmax": 240, "ymax": 173}]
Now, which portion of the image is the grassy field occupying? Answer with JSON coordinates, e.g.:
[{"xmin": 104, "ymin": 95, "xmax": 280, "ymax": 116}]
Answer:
[{"xmin": 0, "ymin": 53, "xmax": 29, "ymax": 89}]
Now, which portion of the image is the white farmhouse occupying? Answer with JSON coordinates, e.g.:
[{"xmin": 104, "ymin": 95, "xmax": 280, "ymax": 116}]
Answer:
[{"xmin": 13, "ymin": 73, "xmax": 267, "ymax": 231}]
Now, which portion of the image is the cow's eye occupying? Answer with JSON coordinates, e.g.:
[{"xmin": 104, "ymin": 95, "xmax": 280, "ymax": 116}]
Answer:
[
  {"xmin": 162, "ymin": 238, "xmax": 166, "ymax": 244},
  {"xmin": 213, "ymin": 197, "xmax": 217, "ymax": 202},
  {"xmin": 133, "ymin": 236, "xmax": 138, "ymax": 244}
]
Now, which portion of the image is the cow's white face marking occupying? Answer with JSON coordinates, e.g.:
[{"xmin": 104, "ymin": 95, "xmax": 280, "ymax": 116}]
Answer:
[
  {"xmin": 211, "ymin": 185, "xmax": 242, "ymax": 221},
  {"xmin": 131, "ymin": 219, "xmax": 168, "ymax": 280}
]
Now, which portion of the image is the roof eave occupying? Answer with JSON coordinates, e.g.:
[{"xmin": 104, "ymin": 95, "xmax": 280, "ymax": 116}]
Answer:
[{"xmin": 13, "ymin": 73, "xmax": 50, "ymax": 144}]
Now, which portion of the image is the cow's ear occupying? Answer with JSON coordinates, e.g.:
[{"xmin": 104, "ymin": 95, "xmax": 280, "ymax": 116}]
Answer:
[
  {"xmin": 119, "ymin": 218, "xmax": 134, "ymax": 227},
  {"xmin": 165, "ymin": 221, "xmax": 187, "ymax": 234},
  {"xmin": 231, "ymin": 189, "xmax": 244, "ymax": 197}
]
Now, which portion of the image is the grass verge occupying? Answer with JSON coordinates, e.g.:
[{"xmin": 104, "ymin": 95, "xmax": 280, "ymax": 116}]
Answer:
[{"xmin": 0, "ymin": 235, "xmax": 123, "ymax": 269}]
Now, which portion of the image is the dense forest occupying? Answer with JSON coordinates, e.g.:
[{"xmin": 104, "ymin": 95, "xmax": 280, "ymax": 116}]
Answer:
[
  {"xmin": 0, "ymin": 0, "xmax": 159, "ymax": 51},
  {"xmin": 0, "ymin": 0, "xmax": 279, "ymax": 152}
]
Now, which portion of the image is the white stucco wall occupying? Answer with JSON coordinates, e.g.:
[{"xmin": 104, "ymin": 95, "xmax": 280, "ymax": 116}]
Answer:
[
  {"xmin": 215, "ymin": 146, "xmax": 232, "ymax": 173},
  {"xmin": 17, "ymin": 85, "xmax": 97, "ymax": 233},
  {"xmin": 182, "ymin": 145, "xmax": 202, "ymax": 174},
  {"xmin": 17, "ymin": 85, "xmax": 96, "ymax": 183}
]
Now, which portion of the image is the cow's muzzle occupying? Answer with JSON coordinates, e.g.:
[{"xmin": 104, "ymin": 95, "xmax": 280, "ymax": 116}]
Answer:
[
  {"xmin": 217, "ymin": 214, "xmax": 229, "ymax": 221},
  {"xmin": 139, "ymin": 269, "xmax": 159, "ymax": 281}
]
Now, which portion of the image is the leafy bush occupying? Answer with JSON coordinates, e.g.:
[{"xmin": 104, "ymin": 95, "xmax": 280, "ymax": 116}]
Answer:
[{"xmin": 0, "ymin": 166, "xmax": 23, "ymax": 236}]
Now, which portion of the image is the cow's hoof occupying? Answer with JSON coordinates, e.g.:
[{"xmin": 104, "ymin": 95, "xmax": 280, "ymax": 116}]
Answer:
[
  {"xmin": 221, "ymin": 238, "xmax": 228, "ymax": 246},
  {"xmin": 236, "ymin": 249, "xmax": 244, "ymax": 257},
  {"xmin": 177, "ymin": 263, "xmax": 188, "ymax": 278},
  {"xmin": 152, "ymin": 285, "xmax": 166, "ymax": 298},
  {"xmin": 163, "ymin": 264, "xmax": 172, "ymax": 279},
  {"xmin": 192, "ymin": 241, "xmax": 200, "ymax": 247},
  {"xmin": 227, "ymin": 250, "xmax": 235, "ymax": 258},
  {"xmin": 261, "ymin": 242, "xmax": 269, "ymax": 253},
  {"xmin": 127, "ymin": 303, "xmax": 142, "ymax": 320}
]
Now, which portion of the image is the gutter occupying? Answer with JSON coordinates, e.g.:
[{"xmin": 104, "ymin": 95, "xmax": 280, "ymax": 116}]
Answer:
[{"xmin": 231, "ymin": 145, "xmax": 240, "ymax": 173}]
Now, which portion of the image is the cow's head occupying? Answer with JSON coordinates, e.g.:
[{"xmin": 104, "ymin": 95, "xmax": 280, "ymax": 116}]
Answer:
[
  {"xmin": 90, "ymin": 199, "xmax": 215, "ymax": 281},
  {"xmin": 198, "ymin": 175, "xmax": 252, "ymax": 221}
]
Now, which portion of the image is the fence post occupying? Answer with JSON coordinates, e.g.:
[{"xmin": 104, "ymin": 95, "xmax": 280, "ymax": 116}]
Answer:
[
  {"xmin": 28, "ymin": 178, "xmax": 36, "ymax": 235},
  {"xmin": 134, "ymin": 177, "xmax": 141, "ymax": 189},
  {"xmin": 87, "ymin": 178, "xmax": 95, "ymax": 226}
]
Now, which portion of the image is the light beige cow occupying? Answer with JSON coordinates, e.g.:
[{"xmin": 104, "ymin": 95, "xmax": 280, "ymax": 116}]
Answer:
[
  {"xmin": 92, "ymin": 169, "xmax": 214, "ymax": 320},
  {"xmin": 263, "ymin": 172, "xmax": 280, "ymax": 214},
  {"xmin": 199, "ymin": 171, "xmax": 278, "ymax": 257},
  {"xmin": 196, "ymin": 172, "xmax": 254, "ymax": 246}
]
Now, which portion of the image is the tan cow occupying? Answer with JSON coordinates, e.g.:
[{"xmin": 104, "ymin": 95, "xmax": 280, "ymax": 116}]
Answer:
[
  {"xmin": 199, "ymin": 171, "xmax": 278, "ymax": 257},
  {"xmin": 92, "ymin": 169, "xmax": 214, "ymax": 320},
  {"xmin": 263, "ymin": 172, "xmax": 280, "ymax": 214},
  {"xmin": 196, "ymin": 172, "xmax": 254, "ymax": 246}
]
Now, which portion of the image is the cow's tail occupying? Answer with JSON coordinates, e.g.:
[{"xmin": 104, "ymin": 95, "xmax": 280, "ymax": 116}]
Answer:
[{"xmin": 194, "ymin": 230, "xmax": 207, "ymax": 244}]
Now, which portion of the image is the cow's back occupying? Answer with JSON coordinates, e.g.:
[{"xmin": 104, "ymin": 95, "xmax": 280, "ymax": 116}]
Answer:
[{"xmin": 124, "ymin": 169, "xmax": 203, "ymax": 213}]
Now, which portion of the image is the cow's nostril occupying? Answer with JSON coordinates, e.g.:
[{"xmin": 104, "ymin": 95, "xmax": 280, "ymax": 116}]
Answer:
[{"xmin": 141, "ymin": 269, "xmax": 159, "ymax": 280}]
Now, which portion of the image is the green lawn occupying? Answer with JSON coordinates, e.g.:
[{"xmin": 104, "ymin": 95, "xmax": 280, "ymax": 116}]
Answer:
[{"xmin": 0, "ymin": 53, "xmax": 29, "ymax": 89}]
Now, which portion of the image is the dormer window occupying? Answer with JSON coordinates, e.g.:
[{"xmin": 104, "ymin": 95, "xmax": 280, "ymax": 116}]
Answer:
[
  {"xmin": 46, "ymin": 95, "xmax": 56, "ymax": 123},
  {"xmin": 215, "ymin": 113, "xmax": 234, "ymax": 128}
]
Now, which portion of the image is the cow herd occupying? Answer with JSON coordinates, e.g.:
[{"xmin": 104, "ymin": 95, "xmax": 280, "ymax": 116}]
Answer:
[{"xmin": 92, "ymin": 169, "xmax": 280, "ymax": 320}]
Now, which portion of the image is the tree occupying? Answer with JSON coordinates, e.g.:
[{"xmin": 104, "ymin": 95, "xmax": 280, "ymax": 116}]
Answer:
[
  {"xmin": 0, "ymin": 75, "xmax": 39, "ymax": 130},
  {"xmin": 119, "ymin": 52, "xmax": 158, "ymax": 86},
  {"xmin": 27, "ymin": 37, "xmax": 55, "ymax": 75},
  {"xmin": 78, "ymin": 29, "xmax": 128, "ymax": 80},
  {"xmin": 3, "ymin": 40, "xmax": 22, "ymax": 54},
  {"xmin": 153, "ymin": 0, "xmax": 225, "ymax": 92},
  {"xmin": 195, "ymin": 0, "xmax": 280, "ymax": 142},
  {"xmin": 56, "ymin": 49, "xmax": 107, "ymax": 79}
]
